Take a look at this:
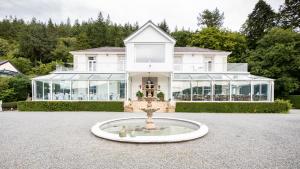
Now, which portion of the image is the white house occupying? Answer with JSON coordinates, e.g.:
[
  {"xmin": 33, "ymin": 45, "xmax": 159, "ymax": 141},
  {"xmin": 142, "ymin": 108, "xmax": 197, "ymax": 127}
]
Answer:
[
  {"xmin": 32, "ymin": 21, "xmax": 274, "ymax": 102},
  {"xmin": 0, "ymin": 60, "xmax": 20, "ymax": 77}
]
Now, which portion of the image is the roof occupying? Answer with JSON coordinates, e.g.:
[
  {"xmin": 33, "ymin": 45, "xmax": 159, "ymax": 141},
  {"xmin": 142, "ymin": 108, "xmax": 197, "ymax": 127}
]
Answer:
[
  {"xmin": 71, "ymin": 47, "xmax": 125, "ymax": 53},
  {"xmin": 123, "ymin": 20, "xmax": 176, "ymax": 43},
  {"xmin": 71, "ymin": 46, "xmax": 229, "ymax": 54},
  {"xmin": 0, "ymin": 60, "xmax": 8, "ymax": 66}
]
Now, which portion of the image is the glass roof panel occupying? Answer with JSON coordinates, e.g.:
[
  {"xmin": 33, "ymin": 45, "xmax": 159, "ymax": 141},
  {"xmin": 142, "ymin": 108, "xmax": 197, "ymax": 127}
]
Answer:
[
  {"xmin": 226, "ymin": 74, "xmax": 252, "ymax": 80},
  {"xmin": 72, "ymin": 74, "xmax": 92, "ymax": 80},
  {"xmin": 209, "ymin": 74, "xmax": 231, "ymax": 80},
  {"xmin": 190, "ymin": 74, "xmax": 211, "ymax": 80},
  {"xmin": 52, "ymin": 74, "xmax": 75, "ymax": 80},
  {"xmin": 89, "ymin": 74, "xmax": 111, "ymax": 80},
  {"xmin": 173, "ymin": 74, "xmax": 191, "ymax": 80},
  {"xmin": 33, "ymin": 74, "xmax": 56, "ymax": 81},
  {"xmin": 109, "ymin": 74, "xmax": 126, "ymax": 80},
  {"xmin": 249, "ymin": 75, "xmax": 272, "ymax": 80}
]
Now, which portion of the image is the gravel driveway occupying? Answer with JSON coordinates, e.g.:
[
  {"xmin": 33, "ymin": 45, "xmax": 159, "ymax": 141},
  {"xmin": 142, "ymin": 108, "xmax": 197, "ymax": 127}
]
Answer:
[{"xmin": 0, "ymin": 110, "xmax": 300, "ymax": 169}]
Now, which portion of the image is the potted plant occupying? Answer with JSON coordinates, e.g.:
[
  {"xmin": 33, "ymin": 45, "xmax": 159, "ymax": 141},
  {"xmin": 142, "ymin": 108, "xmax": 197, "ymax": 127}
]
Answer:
[
  {"xmin": 157, "ymin": 92, "xmax": 165, "ymax": 101},
  {"xmin": 136, "ymin": 91, "xmax": 144, "ymax": 101}
]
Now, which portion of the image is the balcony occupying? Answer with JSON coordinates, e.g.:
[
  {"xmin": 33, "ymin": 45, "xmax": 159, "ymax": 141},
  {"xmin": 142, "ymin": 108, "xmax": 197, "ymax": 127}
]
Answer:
[
  {"xmin": 54, "ymin": 62, "xmax": 125, "ymax": 73},
  {"xmin": 173, "ymin": 63, "xmax": 248, "ymax": 73}
]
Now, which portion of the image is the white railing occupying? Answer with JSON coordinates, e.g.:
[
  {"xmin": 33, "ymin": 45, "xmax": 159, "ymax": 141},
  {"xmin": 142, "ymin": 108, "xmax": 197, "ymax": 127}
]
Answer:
[
  {"xmin": 173, "ymin": 63, "xmax": 248, "ymax": 73},
  {"xmin": 55, "ymin": 62, "xmax": 125, "ymax": 72}
]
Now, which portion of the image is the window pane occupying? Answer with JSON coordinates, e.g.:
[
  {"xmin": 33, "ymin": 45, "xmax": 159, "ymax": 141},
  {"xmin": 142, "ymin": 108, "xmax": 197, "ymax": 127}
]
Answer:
[
  {"xmin": 44, "ymin": 82, "xmax": 50, "ymax": 100},
  {"xmin": 109, "ymin": 81, "xmax": 125, "ymax": 100},
  {"xmin": 172, "ymin": 81, "xmax": 191, "ymax": 101},
  {"xmin": 231, "ymin": 81, "xmax": 251, "ymax": 101},
  {"xmin": 35, "ymin": 81, "xmax": 43, "ymax": 100},
  {"xmin": 214, "ymin": 81, "xmax": 230, "ymax": 101},
  {"xmin": 135, "ymin": 44, "xmax": 165, "ymax": 63},
  {"xmin": 89, "ymin": 81, "xmax": 108, "ymax": 100},
  {"xmin": 71, "ymin": 81, "xmax": 88, "ymax": 100},
  {"xmin": 192, "ymin": 81, "xmax": 211, "ymax": 101},
  {"xmin": 253, "ymin": 82, "xmax": 269, "ymax": 101},
  {"xmin": 52, "ymin": 81, "xmax": 71, "ymax": 100}
]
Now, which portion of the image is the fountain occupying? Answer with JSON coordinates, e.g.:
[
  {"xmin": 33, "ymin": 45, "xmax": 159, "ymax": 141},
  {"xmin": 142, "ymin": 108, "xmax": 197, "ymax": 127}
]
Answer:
[
  {"xmin": 91, "ymin": 81, "xmax": 208, "ymax": 143},
  {"xmin": 141, "ymin": 84, "xmax": 160, "ymax": 130}
]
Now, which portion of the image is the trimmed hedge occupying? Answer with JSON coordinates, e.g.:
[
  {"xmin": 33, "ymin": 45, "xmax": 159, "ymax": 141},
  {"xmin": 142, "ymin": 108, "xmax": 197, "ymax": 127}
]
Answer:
[
  {"xmin": 175, "ymin": 100, "xmax": 291, "ymax": 113},
  {"xmin": 2, "ymin": 102, "xmax": 18, "ymax": 110},
  {"xmin": 17, "ymin": 101, "xmax": 124, "ymax": 112},
  {"xmin": 288, "ymin": 95, "xmax": 300, "ymax": 109}
]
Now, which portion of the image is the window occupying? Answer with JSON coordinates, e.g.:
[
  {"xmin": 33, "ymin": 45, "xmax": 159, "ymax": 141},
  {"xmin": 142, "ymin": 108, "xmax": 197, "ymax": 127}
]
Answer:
[
  {"xmin": 135, "ymin": 44, "xmax": 165, "ymax": 63},
  {"xmin": 192, "ymin": 81, "xmax": 211, "ymax": 101},
  {"xmin": 88, "ymin": 56, "xmax": 96, "ymax": 71},
  {"xmin": 213, "ymin": 81, "xmax": 230, "ymax": 101},
  {"xmin": 172, "ymin": 81, "xmax": 191, "ymax": 101},
  {"xmin": 204, "ymin": 56, "xmax": 214, "ymax": 72}
]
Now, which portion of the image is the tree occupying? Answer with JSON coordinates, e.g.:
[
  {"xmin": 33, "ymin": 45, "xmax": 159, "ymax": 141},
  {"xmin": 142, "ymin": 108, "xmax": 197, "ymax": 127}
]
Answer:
[
  {"xmin": 158, "ymin": 19, "xmax": 170, "ymax": 33},
  {"xmin": 190, "ymin": 27, "xmax": 248, "ymax": 62},
  {"xmin": 0, "ymin": 38, "xmax": 9, "ymax": 57},
  {"xmin": 242, "ymin": 0, "xmax": 276, "ymax": 49},
  {"xmin": 278, "ymin": 0, "xmax": 300, "ymax": 31},
  {"xmin": 247, "ymin": 28, "xmax": 300, "ymax": 97},
  {"xmin": 75, "ymin": 32, "xmax": 91, "ymax": 50},
  {"xmin": 52, "ymin": 37, "xmax": 77, "ymax": 62},
  {"xmin": 171, "ymin": 29, "xmax": 193, "ymax": 47},
  {"xmin": 18, "ymin": 19, "xmax": 55, "ymax": 65},
  {"xmin": 8, "ymin": 75, "xmax": 31, "ymax": 101},
  {"xmin": 197, "ymin": 8, "xmax": 224, "ymax": 28},
  {"xmin": 9, "ymin": 57, "xmax": 32, "ymax": 75}
]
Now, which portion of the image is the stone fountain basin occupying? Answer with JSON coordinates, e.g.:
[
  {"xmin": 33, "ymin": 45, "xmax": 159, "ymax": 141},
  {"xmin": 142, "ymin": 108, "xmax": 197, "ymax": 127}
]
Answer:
[{"xmin": 91, "ymin": 117, "xmax": 208, "ymax": 143}]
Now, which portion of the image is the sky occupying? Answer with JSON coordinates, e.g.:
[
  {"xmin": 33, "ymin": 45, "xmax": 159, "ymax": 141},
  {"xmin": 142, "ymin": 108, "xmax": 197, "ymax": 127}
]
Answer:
[{"xmin": 0, "ymin": 0, "xmax": 284, "ymax": 31}]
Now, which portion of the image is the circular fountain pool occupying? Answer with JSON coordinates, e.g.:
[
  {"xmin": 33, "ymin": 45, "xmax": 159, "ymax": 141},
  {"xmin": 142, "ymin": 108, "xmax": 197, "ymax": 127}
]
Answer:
[{"xmin": 91, "ymin": 117, "xmax": 208, "ymax": 143}]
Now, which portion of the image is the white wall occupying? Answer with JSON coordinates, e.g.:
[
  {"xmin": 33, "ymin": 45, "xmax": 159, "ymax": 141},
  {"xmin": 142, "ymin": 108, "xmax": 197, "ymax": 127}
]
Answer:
[
  {"xmin": 177, "ymin": 54, "xmax": 228, "ymax": 72},
  {"xmin": 73, "ymin": 54, "xmax": 124, "ymax": 72}
]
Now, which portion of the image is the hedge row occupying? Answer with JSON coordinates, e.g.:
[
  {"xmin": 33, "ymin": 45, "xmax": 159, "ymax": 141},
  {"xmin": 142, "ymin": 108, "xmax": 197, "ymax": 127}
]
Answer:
[
  {"xmin": 288, "ymin": 95, "xmax": 300, "ymax": 109},
  {"xmin": 175, "ymin": 100, "xmax": 291, "ymax": 113},
  {"xmin": 17, "ymin": 101, "xmax": 124, "ymax": 112},
  {"xmin": 2, "ymin": 102, "xmax": 18, "ymax": 110}
]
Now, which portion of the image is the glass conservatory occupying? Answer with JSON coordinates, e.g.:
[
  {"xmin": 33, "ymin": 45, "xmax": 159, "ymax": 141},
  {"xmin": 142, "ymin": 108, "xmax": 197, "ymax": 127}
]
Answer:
[
  {"xmin": 32, "ymin": 73, "xmax": 126, "ymax": 101},
  {"xmin": 172, "ymin": 73, "xmax": 274, "ymax": 102}
]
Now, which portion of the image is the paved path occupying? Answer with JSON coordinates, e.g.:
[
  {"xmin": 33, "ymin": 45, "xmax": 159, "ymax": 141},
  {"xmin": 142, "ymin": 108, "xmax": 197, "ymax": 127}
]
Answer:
[{"xmin": 0, "ymin": 110, "xmax": 300, "ymax": 169}]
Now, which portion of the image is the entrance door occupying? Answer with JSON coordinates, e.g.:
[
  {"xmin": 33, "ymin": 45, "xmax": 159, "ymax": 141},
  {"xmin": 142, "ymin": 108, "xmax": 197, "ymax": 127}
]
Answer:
[{"xmin": 142, "ymin": 77, "xmax": 158, "ymax": 97}]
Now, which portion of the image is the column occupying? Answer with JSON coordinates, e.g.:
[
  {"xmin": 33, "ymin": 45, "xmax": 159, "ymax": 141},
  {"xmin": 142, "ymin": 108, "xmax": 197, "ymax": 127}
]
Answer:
[
  {"xmin": 211, "ymin": 81, "xmax": 214, "ymax": 101},
  {"xmin": 250, "ymin": 81, "xmax": 253, "ymax": 101},
  {"xmin": 229, "ymin": 81, "xmax": 232, "ymax": 101}
]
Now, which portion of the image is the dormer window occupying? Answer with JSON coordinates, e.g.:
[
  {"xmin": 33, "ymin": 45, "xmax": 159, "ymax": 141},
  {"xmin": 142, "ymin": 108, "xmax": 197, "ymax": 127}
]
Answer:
[
  {"xmin": 135, "ymin": 44, "xmax": 165, "ymax": 63},
  {"xmin": 88, "ymin": 56, "xmax": 96, "ymax": 72}
]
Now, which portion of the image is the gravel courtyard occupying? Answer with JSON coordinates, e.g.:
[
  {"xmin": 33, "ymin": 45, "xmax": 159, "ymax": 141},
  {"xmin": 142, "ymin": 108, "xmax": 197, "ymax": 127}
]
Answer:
[{"xmin": 1, "ymin": 110, "xmax": 300, "ymax": 169}]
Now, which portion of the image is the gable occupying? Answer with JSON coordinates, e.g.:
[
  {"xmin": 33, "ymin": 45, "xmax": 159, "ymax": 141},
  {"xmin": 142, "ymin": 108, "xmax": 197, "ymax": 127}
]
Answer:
[
  {"xmin": 0, "ymin": 62, "xmax": 19, "ymax": 73},
  {"xmin": 124, "ymin": 21, "xmax": 176, "ymax": 44}
]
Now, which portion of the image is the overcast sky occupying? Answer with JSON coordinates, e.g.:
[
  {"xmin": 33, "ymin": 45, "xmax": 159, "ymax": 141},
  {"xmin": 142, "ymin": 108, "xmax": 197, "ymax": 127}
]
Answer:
[{"xmin": 0, "ymin": 0, "xmax": 283, "ymax": 31}]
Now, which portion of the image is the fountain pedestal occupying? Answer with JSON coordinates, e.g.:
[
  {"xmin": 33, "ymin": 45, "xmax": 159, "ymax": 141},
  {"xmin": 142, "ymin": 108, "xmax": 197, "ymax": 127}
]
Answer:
[{"xmin": 141, "ymin": 86, "xmax": 159, "ymax": 130}]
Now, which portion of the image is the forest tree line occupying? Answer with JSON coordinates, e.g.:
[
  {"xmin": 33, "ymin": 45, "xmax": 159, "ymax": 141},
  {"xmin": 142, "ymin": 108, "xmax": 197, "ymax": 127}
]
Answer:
[{"xmin": 0, "ymin": 0, "xmax": 299, "ymax": 102}]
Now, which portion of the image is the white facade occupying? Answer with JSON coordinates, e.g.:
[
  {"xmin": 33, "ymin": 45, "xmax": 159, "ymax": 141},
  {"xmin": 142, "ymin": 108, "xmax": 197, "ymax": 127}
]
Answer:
[{"xmin": 32, "ymin": 21, "xmax": 274, "ymax": 102}]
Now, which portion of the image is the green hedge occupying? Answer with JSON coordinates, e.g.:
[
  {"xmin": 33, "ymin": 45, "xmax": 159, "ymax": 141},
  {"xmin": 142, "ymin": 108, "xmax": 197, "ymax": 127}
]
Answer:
[
  {"xmin": 175, "ymin": 100, "xmax": 291, "ymax": 113},
  {"xmin": 288, "ymin": 95, "xmax": 300, "ymax": 109},
  {"xmin": 2, "ymin": 102, "xmax": 18, "ymax": 110},
  {"xmin": 17, "ymin": 101, "xmax": 124, "ymax": 112}
]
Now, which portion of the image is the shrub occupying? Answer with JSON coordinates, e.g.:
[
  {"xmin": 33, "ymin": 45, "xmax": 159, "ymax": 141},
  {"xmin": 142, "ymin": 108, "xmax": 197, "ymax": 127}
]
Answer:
[
  {"xmin": 157, "ymin": 92, "xmax": 165, "ymax": 101},
  {"xmin": 288, "ymin": 95, "xmax": 300, "ymax": 109},
  {"xmin": 175, "ymin": 100, "xmax": 291, "ymax": 113},
  {"xmin": 2, "ymin": 102, "xmax": 18, "ymax": 110},
  {"xmin": 17, "ymin": 101, "xmax": 124, "ymax": 112},
  {"xmin": 136, "ymin": 91, "xmax": 143, "ymax": 100}
]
